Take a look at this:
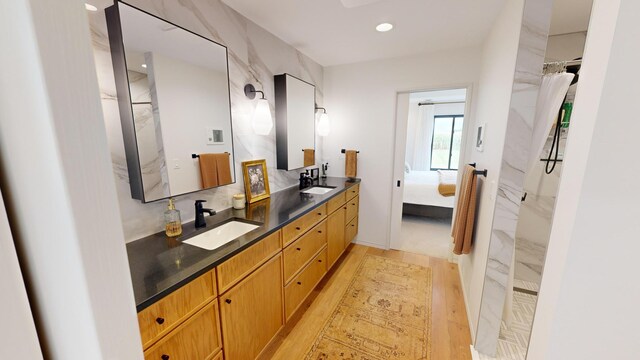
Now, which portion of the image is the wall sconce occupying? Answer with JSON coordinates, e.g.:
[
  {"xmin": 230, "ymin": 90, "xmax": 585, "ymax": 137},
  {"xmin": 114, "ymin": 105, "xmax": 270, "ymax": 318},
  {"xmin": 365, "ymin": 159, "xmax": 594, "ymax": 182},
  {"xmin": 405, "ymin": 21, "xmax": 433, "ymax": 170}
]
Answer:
[
  {"xmin": 244, "ymin": 84, "xmax": 273, "ymax": 135},
  {"xmin": 315, "ymin": 106, "xmax": 331, "ymax": 137}
]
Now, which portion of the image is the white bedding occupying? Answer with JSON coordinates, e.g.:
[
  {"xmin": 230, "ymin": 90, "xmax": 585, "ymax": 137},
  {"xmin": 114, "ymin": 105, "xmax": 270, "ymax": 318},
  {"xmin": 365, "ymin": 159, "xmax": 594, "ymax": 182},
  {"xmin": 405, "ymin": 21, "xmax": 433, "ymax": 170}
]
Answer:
[{"xmin": 403, "ymin": 170, "xmax": 455, "ymax": 208}]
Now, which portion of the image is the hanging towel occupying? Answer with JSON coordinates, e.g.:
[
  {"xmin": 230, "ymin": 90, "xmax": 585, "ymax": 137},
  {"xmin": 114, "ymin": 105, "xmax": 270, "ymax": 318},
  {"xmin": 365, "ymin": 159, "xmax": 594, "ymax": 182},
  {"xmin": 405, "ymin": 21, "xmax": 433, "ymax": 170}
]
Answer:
[
  {"xmin": 451, "ymin": 165, "xmax": 478, "ymax": 255},
  {"xmin": 345, "ymin": 150, "xmax": 358, "ymax": 178},
  {"xmin": 199, "ymin": 154, "xmax": 219, "ymax": 188},
  {"xmin": 303, "ymin": 149, "xmax": 315, "ymax": 167},
  {"xmin": 199, "ymin": 153, "xmax": 232, "ymax": 188},
  {"xmin": 215, "ymin": 153, "xmax": 232, "ymax": 186}
]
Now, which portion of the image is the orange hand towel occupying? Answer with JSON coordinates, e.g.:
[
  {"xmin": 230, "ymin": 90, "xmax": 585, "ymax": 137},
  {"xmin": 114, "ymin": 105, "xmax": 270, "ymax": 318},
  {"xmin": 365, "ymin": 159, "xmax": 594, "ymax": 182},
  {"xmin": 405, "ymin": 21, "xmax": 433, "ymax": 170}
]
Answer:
[
  {"xmin": 345, "ymin": 150, "xmax": 358, "ymax": 178},
  {"xmin": 215, "ymin": 153, "xmax": 232, "ymax": 186},
  {"xmin": 303, "ymin": 149, "xmax": 315, "ymax": 167},
  {"xmin": 199, "ymin": 153, "xmax": 232, "ymax": 188},
  {"xmin": 199, "ymin": 154, "xmax": 219, "ymax": 189},
  {"xmin": 451, "ymin": 165, "xmax": 478, "ymax": 255}
]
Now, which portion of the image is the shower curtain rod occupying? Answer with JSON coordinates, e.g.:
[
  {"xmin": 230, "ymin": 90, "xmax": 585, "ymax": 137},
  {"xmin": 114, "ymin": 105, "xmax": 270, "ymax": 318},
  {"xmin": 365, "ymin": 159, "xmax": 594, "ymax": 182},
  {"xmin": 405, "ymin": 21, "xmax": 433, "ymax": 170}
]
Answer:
[
  {"xmin": 418, "ymin": 100, "xmax": 466, "ymax": 106},
  {"xmin": 544, "ymin": 59, "xmax": 582, "ymax": 67}
]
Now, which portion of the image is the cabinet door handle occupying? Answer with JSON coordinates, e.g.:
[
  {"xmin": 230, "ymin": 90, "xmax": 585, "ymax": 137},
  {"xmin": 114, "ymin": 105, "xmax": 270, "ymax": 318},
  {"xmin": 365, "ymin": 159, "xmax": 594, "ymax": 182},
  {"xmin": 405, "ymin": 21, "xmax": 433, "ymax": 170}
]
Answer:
[
  {"xmin": 317, "ymin": 212, "xmax": 322, "ymax": 216},
  {"xmin": 296, "ymin": 247, "xmax": 301, "ymax": 251},
  {"xmin": 161, "ymin": 355, "xmax": 170, "ymax": 360},
  {"xmin": 343, "ymin": 207, "xmax": 347, "ymax": 210},
  {"xmin": 296, "ymin": 227, "xmax": 301, "ymax": 230},
  {"xmin": 297, "ymin": 281, "xmax": 302, "ymax": 285},
  {"xmin": 318, "ymin": 230, "xmax": 322, "ymax": 233},
  {"xmin": 352, "ymin": 224, "xmax": 355, "ymax": 227},
  {"xmin": 155, "ymin": 317, "xmax": 165, "ymax": 325},
  {"xmin": 318, "ymin": 259, "xmax": 322, "ymax": 263},
  {"xmin": 352, "ymin": 203, "xmax": 355, "ymax": 206},
  {"xmin": 225, "ymin": 299, "xmax": 232, "ymax": 304}
]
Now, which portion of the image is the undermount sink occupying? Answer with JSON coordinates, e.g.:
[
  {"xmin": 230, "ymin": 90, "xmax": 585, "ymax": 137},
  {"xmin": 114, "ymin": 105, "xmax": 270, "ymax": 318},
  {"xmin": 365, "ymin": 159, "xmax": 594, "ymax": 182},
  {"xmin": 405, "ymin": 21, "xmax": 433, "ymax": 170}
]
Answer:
[
  {"xmin": 182, "ymin": 221, "xmax": 260, "ymax": 251},
  {"xmin": 301, "ymin": 186, "xmax": 336, "ymax": 195}
]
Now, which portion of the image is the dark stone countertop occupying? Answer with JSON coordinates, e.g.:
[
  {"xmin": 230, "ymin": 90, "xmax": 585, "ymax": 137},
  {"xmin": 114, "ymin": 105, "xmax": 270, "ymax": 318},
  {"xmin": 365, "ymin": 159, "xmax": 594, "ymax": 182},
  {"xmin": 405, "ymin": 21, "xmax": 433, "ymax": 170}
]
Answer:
[{"xmin": 126, "ymin": 177, "xmax": 360, "ymax": 312}]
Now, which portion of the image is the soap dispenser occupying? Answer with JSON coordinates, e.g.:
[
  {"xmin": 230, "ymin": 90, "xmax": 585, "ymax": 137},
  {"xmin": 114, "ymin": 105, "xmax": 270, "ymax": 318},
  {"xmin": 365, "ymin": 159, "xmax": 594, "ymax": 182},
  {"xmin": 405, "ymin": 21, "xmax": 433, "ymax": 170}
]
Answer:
[{"xmin": 164, "ymin": 198, "xmax": 183, "ymax": 237}]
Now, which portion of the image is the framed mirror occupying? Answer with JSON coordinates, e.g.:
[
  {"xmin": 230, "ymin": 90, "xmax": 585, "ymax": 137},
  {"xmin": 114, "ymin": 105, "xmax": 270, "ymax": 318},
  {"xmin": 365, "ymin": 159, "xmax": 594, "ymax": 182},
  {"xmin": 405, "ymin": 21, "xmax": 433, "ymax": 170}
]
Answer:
[
  {"xmin": 274, "ymin": 74, "xmax": 316, "ymax": 170},
  {"xmin": 106, "ymin": 1, "xmax": 235, "ymax": 203}
]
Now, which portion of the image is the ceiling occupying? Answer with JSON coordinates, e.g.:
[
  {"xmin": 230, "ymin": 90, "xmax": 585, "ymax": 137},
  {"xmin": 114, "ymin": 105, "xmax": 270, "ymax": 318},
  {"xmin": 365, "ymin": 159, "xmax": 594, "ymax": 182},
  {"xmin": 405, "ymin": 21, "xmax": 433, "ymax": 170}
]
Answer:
[
  {"xmin": 222, "ymin": 0, "xmax": 506, "ymax": 67},
  {"xmin": 550, "ymin": 0, "xmax": 593, "ymax": 35}
]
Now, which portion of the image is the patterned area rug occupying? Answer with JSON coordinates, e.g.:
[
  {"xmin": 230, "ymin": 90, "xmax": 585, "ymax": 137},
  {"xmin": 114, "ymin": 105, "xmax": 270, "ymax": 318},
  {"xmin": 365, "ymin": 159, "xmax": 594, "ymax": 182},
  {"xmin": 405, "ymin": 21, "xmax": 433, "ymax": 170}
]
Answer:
[{"xmin": 305, "ymin": 255, "xmax": 433, "ymax": 360}]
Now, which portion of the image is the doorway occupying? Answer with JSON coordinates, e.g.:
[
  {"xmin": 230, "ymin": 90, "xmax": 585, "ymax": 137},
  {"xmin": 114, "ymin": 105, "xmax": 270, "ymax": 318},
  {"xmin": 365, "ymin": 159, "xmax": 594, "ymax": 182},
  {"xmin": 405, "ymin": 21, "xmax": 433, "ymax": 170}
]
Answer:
[{"xmin": 389, "ymin": 87, "xmax": 472, "ymax": 259}]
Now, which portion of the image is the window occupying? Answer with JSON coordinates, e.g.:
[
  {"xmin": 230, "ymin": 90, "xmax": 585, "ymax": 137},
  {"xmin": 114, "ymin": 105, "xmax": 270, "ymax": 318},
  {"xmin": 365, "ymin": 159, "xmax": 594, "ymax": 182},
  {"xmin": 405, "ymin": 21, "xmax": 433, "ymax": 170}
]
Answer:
[{"xmin": 430, "ymin": 115, "xmax": 464, "ymax": 170}]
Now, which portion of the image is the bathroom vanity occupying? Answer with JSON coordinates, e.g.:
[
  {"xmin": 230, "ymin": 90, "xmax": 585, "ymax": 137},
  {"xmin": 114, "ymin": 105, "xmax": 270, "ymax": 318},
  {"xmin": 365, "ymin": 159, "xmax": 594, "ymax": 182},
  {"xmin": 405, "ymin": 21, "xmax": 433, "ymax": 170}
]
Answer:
[{"xmin": 127, "ymin": 178, "xmax": 360, "ymax": 359}]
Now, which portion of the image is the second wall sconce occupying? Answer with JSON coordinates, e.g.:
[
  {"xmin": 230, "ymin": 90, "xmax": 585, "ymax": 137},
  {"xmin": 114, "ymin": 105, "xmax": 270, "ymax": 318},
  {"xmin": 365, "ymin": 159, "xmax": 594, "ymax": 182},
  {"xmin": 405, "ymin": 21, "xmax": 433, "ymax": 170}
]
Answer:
[
  {"xmin": 315, "ymin": 106, "xmax": 331, "ymax": 137},
  {"xmin": 245, "ymin": 84, "xmax": 273, "ymax": 135}
]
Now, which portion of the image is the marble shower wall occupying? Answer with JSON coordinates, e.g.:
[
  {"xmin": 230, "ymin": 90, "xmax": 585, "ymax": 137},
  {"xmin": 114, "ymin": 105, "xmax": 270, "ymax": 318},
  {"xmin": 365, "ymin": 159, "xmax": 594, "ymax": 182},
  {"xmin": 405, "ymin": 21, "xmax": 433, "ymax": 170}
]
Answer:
[
  {"xmin": 474, "ymin": 0, "xmax": 554, "ymax": 355},
  {"xmin": 88, "ymin": 0, "xmax": 324, "ymax": 242},
  {"xmin": 514, "ymin": 128, "xmax": 568, "ymax": 288}
]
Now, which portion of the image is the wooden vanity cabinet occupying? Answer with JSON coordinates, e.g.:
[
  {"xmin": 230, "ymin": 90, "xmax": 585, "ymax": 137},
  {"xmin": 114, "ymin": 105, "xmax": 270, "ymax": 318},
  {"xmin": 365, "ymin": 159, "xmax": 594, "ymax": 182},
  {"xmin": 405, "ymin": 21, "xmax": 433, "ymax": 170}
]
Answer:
[
  {"xmin": 137, "ymin": 269, "xmax": 217, "ymax": 350},
  {"xmin": 282, "ymin": 204, "xmax": 327, "ymax": 247},
  {"xmin": 136, "ymin": 184, "xmax": 360, "ymax": 360},
  {"xmin": 327, "ymin": 206, "xmax": 346, "ymax": 268},
  {"xmin": 143, "ymin": 300, "xmax": 222, "ymax": 360},
  {"xmin": 219, "ymin": 253, "xmax": 284, "ymax": 360}
]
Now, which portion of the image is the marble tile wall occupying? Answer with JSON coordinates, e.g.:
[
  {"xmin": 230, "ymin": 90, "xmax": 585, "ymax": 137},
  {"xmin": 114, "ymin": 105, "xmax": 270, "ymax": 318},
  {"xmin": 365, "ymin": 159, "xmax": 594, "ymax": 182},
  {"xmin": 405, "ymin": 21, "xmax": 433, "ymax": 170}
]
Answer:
[
  {"xmin": 88, "ymin": 0, "xmax": 324, "ymax": 242},
  {"xmin": 514, "ymin": 129, "xmax": 568, "ymax": 288},
  {"xmin": 474, "ymin": 0, "xmax": 554, "ymax": 355}
]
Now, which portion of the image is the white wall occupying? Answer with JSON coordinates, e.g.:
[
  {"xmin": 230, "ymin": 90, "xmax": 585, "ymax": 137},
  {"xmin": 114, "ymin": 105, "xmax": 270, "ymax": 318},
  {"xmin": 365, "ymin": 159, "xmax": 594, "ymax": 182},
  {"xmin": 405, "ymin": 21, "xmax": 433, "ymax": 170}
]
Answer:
[
  {"xmin": 545, "ymin": 32, "xmax": 587, "ymax": 62},
  {"xmin": 0, "ymin": 192, "xmax": 42, "ymax": 359},
  {"xmin": 322, "ymin": 48, "xmax": 481, "ymax": 249},
  {"xmin": 0, "ymin": 0, "xmax": 142, "ymax": 358},
  {"xmin": 528, "ymin": 0, "xmax": 640, "ymax": 358},
  {"xmin": 456, "ymin": 0, "xmax": 524, "ymax": 339}
]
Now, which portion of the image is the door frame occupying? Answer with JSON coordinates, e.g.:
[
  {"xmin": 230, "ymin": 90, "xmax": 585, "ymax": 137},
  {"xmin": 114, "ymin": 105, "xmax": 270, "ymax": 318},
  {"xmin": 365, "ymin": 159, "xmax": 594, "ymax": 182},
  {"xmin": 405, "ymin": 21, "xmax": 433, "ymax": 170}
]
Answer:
[{"xmin": 388, "ymin": 83, "xmax": 475, "ymax": 257}]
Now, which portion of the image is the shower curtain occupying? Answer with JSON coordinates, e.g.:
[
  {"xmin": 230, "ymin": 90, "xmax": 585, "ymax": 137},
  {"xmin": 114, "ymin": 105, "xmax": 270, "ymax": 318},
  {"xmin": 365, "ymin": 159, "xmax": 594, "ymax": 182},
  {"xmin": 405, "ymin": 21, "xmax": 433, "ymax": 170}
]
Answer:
[{"xmin": 527, "ymin": 73, "xmax": 575, "ymax": 173}]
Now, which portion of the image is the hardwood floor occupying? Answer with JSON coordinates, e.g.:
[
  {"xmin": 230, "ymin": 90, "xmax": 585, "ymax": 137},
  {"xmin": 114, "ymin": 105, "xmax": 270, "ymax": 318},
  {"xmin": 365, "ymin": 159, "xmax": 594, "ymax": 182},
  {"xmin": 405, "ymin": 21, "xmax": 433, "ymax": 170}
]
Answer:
[{"xmin": 259, "ymin": 244, "xmax": 472, "ymax": 359}]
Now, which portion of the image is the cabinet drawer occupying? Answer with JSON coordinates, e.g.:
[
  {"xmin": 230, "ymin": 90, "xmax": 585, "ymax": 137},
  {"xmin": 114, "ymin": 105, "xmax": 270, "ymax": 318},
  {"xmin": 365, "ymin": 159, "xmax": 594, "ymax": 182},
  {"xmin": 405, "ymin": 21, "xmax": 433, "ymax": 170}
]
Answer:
[
  {"xmin": 283, "ymin": 220, "xmax": 327, "ymax": 284},
  {"xmin": 346, "ymin": 195, "xmax": 359, "ymax": 224},
  {"xmin": 327, "ymin": 192, "xmax": 346, "ymax": 214},
  {"xmin": 217, "ymin": 230, "xmax": 281, "ymax": 294},
  {"xmin": 138, "ymin": 269, "xmax": 216, "ymax": 349},
  {"xmin": 283, "ymin": 204, "xmax": 327, "ymax": 247},
  {"xmin": 346, "ymin": 216, "xmax": 358, "ymax": 246},
  {"xmin": 144, "ymin": 299, "xmax": 222, "ymax": 360},
  {"xmin": 285, "ymin": 247, "xmax": 327, "ymax": 320},
  {"xmin": 346, "ymin": 184, "xmax": 359, "ymax": 201}
]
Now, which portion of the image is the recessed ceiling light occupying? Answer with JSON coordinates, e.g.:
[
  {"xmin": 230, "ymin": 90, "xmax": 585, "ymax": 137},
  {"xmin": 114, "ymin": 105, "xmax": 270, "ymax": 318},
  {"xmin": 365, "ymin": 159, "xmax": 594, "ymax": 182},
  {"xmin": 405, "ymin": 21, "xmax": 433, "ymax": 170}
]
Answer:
[
  {"xmin": 376, "ymin": 23, "xmax": 393, "ymax": 32},
  {"xmin": 85, "ymin": 3, "xmax": 98, "ymax": 11},
  {"xmin": 141, "ymin": 64, "xmax": 147, "ymax": 69}
]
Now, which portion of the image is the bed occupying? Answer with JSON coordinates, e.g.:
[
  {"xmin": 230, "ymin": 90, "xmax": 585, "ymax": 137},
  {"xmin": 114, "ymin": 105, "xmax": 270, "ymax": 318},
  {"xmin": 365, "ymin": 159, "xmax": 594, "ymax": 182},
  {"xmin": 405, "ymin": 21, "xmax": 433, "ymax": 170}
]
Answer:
[{"xmin": 402, "ymin": 170, "xmax": 457, "ymax": 218}]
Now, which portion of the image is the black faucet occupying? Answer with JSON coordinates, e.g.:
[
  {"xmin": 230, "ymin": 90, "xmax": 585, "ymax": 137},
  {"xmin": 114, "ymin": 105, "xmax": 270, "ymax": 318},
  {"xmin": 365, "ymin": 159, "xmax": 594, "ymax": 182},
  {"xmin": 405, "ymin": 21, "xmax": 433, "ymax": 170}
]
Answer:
[
  {"xmin": 299, "ymin": 170, "xmax": 313, "ymax": 190},
  {"xmin": 194, "ymin": 200, "xmax": 216, "ymax": 228}
]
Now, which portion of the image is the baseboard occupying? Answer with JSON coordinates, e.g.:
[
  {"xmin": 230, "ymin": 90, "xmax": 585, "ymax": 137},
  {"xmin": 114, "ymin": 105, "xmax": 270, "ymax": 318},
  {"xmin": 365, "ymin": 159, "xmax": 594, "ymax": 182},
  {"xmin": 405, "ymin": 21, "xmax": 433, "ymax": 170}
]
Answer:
[{"xmin": 353, "ymin": 239, "xmax": 387, "ymax": 250}]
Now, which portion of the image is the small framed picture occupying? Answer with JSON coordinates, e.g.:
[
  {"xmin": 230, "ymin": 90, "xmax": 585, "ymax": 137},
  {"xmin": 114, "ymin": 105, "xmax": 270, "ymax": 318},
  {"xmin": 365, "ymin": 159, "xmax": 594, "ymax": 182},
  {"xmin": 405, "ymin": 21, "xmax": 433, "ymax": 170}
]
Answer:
[
  {"xmin": 476, "ymin": 123, "xmax": 486, "ymax": 152},
  {"xmin": 242, "ymin": 159, "xmax": 270, "ymax": 203}
]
